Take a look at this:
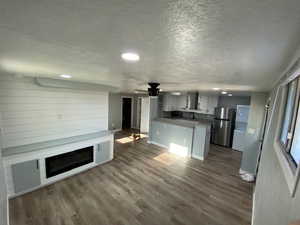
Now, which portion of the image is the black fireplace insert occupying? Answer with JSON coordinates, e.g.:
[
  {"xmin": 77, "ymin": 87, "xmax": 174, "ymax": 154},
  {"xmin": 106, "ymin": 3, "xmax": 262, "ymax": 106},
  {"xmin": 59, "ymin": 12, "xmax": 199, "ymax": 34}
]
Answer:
[{"xmin": 45, "ymin": 146, "xmax": 94, "ymax": 178}]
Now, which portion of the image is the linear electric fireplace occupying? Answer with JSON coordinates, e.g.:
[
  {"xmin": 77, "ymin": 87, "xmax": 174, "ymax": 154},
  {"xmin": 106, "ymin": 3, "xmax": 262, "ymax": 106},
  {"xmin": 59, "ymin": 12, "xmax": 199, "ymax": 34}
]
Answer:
[{"xmin": 45, "ymin": 146, "xmax": 94, "ymax": 178}]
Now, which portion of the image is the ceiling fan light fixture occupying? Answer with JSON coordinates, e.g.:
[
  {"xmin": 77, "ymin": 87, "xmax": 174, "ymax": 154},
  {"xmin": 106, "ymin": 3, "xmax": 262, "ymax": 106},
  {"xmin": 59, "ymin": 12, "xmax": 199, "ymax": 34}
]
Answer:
[
  {"xmin": 121, "ymin": 52, "xmax": 140, "ymax": 62},
  {"xmin": 60, "ymin": 74, "xmax": 72, "ymax": 79},
  {"xmin": 148, "ymin": 82, "xmax": 160, "ymax": 97}
]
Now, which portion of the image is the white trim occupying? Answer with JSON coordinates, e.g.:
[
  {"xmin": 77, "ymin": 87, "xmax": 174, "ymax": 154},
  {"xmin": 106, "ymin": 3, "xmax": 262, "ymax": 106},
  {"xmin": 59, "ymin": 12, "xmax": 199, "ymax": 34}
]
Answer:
[
  {"xmin": 191, "ymin": 155, "xmax": 204, "ymax": 161},
  {"xmin": 121, "ymin": 96, "xmax": 134, "ymax": 129},
  {"xmin": 239, "ymin": 168, "xmax": 248, "ymax": 175},
  {"xmin": 271, "ymin": 71, "xmax": 300, "ymax": 196},
  {"xmin": 273, "ymin": 141, "xmax": 296, "ymax": 193},
  {"xmin": 6, "ymin": 194, "xmax": 9, "ymax": 225},
  {"xmin": 150, "ymin": 141, "xmax": 193, "ymax": 158},
  {"xmin": 111, "ymin": 128, "xmax": 121, "ymax": 133},
  {"xmin": 148, "ymin": 141, "xmax": 168, "ymax": 149}
]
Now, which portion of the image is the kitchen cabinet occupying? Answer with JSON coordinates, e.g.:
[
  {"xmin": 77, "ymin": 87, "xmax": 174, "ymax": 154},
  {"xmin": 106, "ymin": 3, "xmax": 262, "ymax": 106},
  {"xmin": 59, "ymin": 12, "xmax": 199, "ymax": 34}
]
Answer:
[
  {"xmin": 151, "ymin": 120, "xmax": 194, "ymax": 156},
  {"xmin": 95, "ymin": 141, "xmax": 111, "ymax": 164},
  {"xmin": 207, "ymin": 96, "xmax": 218, "ymax": 114},
  {"xmin": 177, "ymin": 95, "xmax": 187, "ymax": 109},
  {"xmin": 162, "ymin": 93, "xmax": 218, "ymax": 115},
  {"xmin": 11, "ymin": 159, "xmax": 41, "ymax": 194},
  {"xmin": 163, "ymin": 94, "xmax": 175, "ymax": 111},
  {"xmin": 198, "ymin": 96, "xmax": 209, "ymax": 112},
  {"xmin": 198, "ymin": 95, "xmax": 218, "ymax": 114},
  {"xmin": 162, "ymin": 94, "xmax": 186, "ymax": 111}
]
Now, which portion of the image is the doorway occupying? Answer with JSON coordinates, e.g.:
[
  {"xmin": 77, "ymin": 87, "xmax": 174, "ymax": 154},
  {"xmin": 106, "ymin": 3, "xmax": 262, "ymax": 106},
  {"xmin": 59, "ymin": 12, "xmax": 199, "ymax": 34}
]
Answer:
[{"xmin": 122, "ymin": 97, "xmax": 133, "ymax": 130}]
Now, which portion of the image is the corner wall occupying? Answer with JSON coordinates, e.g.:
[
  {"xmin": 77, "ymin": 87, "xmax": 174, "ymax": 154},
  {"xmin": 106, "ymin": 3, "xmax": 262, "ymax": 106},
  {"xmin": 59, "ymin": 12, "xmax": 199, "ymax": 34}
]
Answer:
[
  {"xmin": 240, "ymin": 93, "xmax": 268, "ymax": 174},
  {"xmin": 252, "ymin": 48, "xmax": 300, "ymax": 225},
  {"xmin": 108, "ymin": 93, "xmax": 122, "ymax": 130}
]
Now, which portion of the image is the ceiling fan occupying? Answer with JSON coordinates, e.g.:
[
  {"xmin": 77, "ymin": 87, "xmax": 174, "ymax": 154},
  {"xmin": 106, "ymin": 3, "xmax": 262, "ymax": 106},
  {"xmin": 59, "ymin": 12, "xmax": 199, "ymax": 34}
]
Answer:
[{"xmin": 134, "ymin": 82, "xmax": 161, "ymax": 97}]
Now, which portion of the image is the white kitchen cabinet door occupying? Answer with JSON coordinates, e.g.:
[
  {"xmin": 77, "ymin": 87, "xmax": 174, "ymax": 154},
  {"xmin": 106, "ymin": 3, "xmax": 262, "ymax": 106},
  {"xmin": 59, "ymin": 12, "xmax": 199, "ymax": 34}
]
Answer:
[
  {"xmin": 163, "ymin": 94, "xmax": 172, "ymax": 111},
  {"xmin": 198, "ymin": 95, "xmax": 210, "ymax": 113},
  {"xmin": 198, "ymin": 95, "xmax": 208, "ymax": 113},
  {"xmin": 207, "ymin": 96, "xmax": 218, "ymax": 114},
  {"xmin": 163, "ymin": 94, "xmax": 184, "ymax": 111},
  {"xmin": 177, "ymin": 95, "xmax": 187, "ymax": 110},
  {"xmin": 197, "ymin": 95, "xmax": 218, "ymax": 114}
]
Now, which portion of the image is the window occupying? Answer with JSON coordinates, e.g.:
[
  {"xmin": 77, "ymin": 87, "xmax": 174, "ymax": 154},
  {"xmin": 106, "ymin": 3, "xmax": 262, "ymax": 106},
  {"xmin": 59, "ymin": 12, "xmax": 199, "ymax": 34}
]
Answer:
[{"xmin": 280, "ymin": 77, "xmax": 300, "ymax": 168}]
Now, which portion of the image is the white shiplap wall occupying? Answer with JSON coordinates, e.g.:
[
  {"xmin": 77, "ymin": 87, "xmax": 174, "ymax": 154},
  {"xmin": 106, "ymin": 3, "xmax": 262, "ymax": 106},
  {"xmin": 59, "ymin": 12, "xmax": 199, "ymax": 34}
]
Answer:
[{"xmin": 0, "ymin": 75, "xmax": 108, "ymax": 148}]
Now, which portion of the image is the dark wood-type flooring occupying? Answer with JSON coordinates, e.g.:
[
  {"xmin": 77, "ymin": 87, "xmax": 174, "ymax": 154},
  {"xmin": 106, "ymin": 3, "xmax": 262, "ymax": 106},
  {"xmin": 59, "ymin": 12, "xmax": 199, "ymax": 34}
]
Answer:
[{"xmin": 10, "ymin": 130, "xmax": 253, "ymax": 225}]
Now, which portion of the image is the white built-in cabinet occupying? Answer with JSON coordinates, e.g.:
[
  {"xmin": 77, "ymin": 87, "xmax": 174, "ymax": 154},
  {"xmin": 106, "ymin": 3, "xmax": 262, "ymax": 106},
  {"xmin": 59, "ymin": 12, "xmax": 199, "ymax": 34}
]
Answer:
[
  {"xmin": 3, "ymin": 134, "xmax": 114, "ymax": 197},
  {"xmin": 162, "ymin": 93, "xmax": 218, "ymax": 115}
]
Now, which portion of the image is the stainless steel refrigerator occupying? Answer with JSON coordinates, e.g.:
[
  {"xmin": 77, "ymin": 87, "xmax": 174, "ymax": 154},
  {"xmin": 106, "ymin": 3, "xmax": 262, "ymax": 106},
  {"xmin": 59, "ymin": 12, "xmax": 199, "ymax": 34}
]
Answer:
[{"xmin": 212, "ymin": 107, "xmax": 236, "ymax": 147}]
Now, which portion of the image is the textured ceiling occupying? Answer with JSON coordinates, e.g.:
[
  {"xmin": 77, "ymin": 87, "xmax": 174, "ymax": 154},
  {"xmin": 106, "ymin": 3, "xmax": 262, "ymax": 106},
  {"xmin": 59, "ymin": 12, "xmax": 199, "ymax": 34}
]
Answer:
[{"xmin": 1, "ymin": 0, "xmax": 300, "ymax": 93}]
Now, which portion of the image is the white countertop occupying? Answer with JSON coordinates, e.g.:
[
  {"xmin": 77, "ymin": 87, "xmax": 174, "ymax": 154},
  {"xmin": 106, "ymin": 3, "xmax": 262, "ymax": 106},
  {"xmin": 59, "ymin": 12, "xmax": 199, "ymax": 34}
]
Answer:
[
  {"xmin": 153, "ymin": 118, "xmax": 212, "ymax": 128},
  {"xmin": 2, "ymin": 130, "xmax": 113, "ymax": 157}
]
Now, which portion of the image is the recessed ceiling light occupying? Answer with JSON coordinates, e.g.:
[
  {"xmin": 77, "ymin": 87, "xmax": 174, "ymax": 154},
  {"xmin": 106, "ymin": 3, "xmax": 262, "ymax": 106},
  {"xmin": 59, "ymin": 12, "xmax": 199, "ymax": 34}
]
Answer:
[
  {"xmin": 60, "ymin": 74, "xmax": 72, "ymax": 79},
  {"xmin": 221, "ymin": 91, "xmax": 227, "ymax": 94},
  {"xmin": 121, "ymin": 52, "xmax": 140, "ymax": 62},
  {"xmin": 228, "ymin": 94, "xmax": 233, "ymax": 96},
  {"xmin": 171, "ymin": 92, "xmax": 181, "ymax": 95},
  {"xmin": 213, "ymin": 88, "xmax": 220, "ymax": 90}
]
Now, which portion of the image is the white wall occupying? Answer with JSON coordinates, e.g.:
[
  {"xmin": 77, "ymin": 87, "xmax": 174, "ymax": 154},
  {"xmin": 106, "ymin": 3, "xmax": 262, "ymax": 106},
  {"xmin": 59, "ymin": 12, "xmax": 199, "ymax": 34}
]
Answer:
[
  {"xmin": 108, "ymin": 93, "xmax": 122, "ymax": 130},
  {"xmin": 252, "ymin": 47, "xmax": 300, "ymax": 225},
  {"xmin": 240, "ymin": 93, "xmax": 267, "ymax": 174},
  {"xmin": 0, "ymin": 74, "xmax": 108, "ymax": 148},
  {"xmin": 218, "ymin": 96, "xmax": 251, "ymax": 108}
]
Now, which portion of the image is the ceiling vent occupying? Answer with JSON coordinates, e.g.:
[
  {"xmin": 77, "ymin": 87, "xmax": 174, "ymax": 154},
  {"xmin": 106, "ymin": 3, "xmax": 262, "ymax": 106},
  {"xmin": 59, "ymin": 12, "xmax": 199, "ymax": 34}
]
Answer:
[{"xmin": 148, "ymin": 82, "xmax": 160, "ymax": 97}]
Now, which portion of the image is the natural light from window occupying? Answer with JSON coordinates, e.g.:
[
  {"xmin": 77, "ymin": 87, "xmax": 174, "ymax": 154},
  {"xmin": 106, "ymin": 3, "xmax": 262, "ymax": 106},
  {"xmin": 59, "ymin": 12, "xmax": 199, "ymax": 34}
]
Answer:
[
  {"xmin": 169, "ymin": 143, "xmax": 188, "ymax": 157},
  {"xmin": 116, "ymin": 134, "xmax": 148, "ymax": 144}
]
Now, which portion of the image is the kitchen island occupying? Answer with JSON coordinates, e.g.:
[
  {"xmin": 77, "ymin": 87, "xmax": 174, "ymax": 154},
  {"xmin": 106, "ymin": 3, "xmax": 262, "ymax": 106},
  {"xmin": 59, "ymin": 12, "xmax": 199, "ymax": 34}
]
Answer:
[{"xmin": 149, "ymin": 118, "xmax": 211, "ymax": 160}]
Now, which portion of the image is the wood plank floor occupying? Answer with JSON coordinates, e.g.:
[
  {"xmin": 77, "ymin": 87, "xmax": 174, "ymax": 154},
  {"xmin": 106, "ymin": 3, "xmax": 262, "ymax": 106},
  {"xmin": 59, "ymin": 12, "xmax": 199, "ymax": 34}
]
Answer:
[{"xmin": 10, "ymin": 131, "xmax": 253, "ymax": 225}]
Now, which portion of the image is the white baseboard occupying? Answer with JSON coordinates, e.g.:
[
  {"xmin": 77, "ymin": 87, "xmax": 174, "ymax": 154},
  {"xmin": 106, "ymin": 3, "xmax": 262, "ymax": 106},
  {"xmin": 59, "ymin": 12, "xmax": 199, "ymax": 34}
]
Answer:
[
  {"xmin": 192, "ymin": 155, "xmax": 204, "ymax": 161},
  {"xmin": 239, "ymin": 168, "xmax": 253, "ymax": 175},
  {"xmin": 6, "ymin": 194, "xmax": 9, "ymax": 225},
  {"xmin": 111, "ymin": 128, "xmax": 121, "ymax": 133},
  {"xmin": 148, "ymin": 141, "xmax": 168, "ymax": 149},
  {"xmin": 239, "ymin": 168, "xmax": 255, "ymax": 182}
]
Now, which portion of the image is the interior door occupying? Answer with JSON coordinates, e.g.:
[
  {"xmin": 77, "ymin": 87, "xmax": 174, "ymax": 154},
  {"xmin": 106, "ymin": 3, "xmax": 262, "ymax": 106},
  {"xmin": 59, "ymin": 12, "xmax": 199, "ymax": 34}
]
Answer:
[
  {"xmin": 140, "ymin": 97, "xmax": 150, "ymax": 133},
  {"xmin": 122, "ymin": 98, "xmax": 132, "ymax": 129}
]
